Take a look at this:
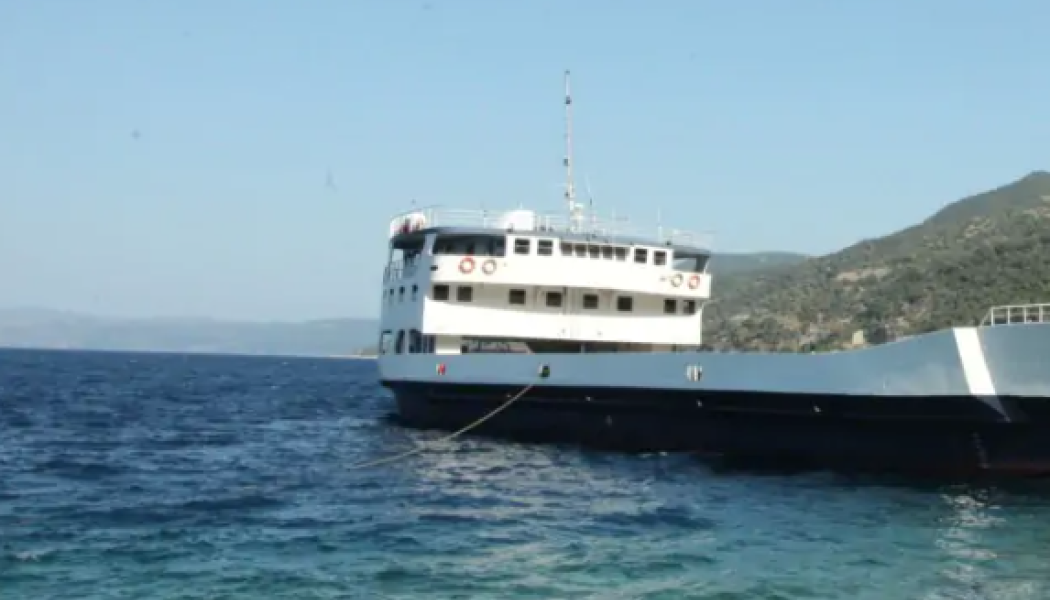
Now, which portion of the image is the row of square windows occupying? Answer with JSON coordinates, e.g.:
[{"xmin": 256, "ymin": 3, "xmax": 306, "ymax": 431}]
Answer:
[
  {"xmin": 387, "ymin": 283, "xmax": 697, "ymax": 314},
  {"xmin": 435, "ymin": 238, "xmax": 670, "ymax": 265}
]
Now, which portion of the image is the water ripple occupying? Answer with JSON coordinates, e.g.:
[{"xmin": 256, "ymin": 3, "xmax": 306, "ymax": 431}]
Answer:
[{"xmin": 3, "ymin": 348, "xmax": 1050, "ymax": 599}]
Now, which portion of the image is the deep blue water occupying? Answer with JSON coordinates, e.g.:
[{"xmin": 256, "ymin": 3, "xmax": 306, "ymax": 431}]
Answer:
[{"xmin": 3, "ymin": 349, "xmax": 1050, "ymax": 599}]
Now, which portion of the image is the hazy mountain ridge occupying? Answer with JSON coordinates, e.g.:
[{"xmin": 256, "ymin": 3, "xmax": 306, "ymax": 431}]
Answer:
[
  {"xmin": 0, "ymin": 309, "xmax": 378, "ymax": 357},
  {"xmin": 13, "ymin": 168, "xmax": 1044, "ymax": 359}
]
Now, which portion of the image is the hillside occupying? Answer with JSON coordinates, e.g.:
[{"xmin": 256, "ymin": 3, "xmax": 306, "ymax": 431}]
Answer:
[
  {"xmin": 704, "ymin": 171, "xmax": 1050, "ymax": 351},
  {"xmin": 0, "ymin": 309, "xmax": 378, "ymax": 357},
  {"xmin": 707, "ymin": 252, "xmax": 809, "ymax": 275}
]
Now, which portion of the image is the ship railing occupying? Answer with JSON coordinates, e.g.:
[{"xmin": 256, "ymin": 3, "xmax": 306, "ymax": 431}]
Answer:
[
  {"xmin": 383, "ymin": 259, "xmax": 419, "ymax": 282},
  {"xmin": 389, "ymin": 205, "xmax": 714, "ymax": 249},
  {"xmin": 979, "ymin": 303, "xmax": 1050, "ymax": 326}
]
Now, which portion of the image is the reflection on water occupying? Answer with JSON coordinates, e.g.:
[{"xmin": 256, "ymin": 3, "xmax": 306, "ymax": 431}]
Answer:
[{"xmin": 926, "ymin": 487, "xmax": 1048, "ymax": 599}]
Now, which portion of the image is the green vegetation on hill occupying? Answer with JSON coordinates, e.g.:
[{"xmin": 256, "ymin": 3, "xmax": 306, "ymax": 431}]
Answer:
[
  {"xmin": 707, "ymin": 251, "xmax": 809, "ymax": 275},
  {"xmin": 704, "ymin": 171, "xmax": 1050, "ymax": 351}
]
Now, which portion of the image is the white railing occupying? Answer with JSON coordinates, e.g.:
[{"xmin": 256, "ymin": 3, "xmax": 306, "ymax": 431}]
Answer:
[
  {"xmin": 979, "ymin": 303, "xmax": 1050, "ymax": 326},
  {"xmin": 383, "ymin": 260, "xmax": 419, "ymax": 283},
  {"xmin": 388, "ymin": 205, "xmax": 714, "ymax": 249}
]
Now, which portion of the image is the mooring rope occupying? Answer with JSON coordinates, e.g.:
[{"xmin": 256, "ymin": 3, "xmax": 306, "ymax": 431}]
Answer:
[{"xmin": 347, "ymin": 382, "xmax": 535, "ymax": 470}]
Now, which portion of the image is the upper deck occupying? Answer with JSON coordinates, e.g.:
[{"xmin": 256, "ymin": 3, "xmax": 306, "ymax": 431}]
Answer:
[{"xmin": 389, "ymin": 206, "xmax": 714, "ymax": 253}]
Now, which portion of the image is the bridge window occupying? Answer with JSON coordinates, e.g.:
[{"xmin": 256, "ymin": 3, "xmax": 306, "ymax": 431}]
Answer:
[
  {"xmin": 395, "ymin": 330, "xmax": 405, "ymax": 354},
  {"xmin": 614, "ymin": 247, "xmax": 627, "ymax": 261},
  {"xmin": 634, "ymin": 248, "xmax": 648, "ymax": 264},
  {"xmin": 408, "ymin": 329, "xmax": 422, "ymax": 353},
  {"xmin": 433, "ymin": 284, "xmax": 449, "ymax": 300},
  {"xmin": 514, "ymin": 238, "xmax": 531, "ymax": 255},
  {"xmin": 456, "ymin": 286, "xmax": 473, "ymax": 302},
  {"xmin": 411, "ymin": 284, "xmax": 418, "ymax": 301},
  {"xmin": 654, "ymin": 251, "xmax": 667, "ymax": 266},
  {"xmin": 664, "ymin": 299, "xmax": 677, "ymax": 314},
  {"xmin": 398, "ymin": 286, "xmax": 405, "ymax": 302},
  {"xmin": 537, "ymin": 240, "xmax": 554, "ymax": 256},
  {"xmin": 509, "ymin": 289, "xmax": 526, "ymax": 305},
  {"xmin": 546, "ymin": 291, "xmax": 563, "ymax": 308},
  {"xmin": 616, "ymin": 296, "xmax": 633, "ymax": 312},
  {"xmin": 582, "ymin": 294, "xmax": 599, "ymax": 309},
  {"xmin": 601, "ymin": 246, "xmax": 613, "ymax": 259},
  {"xmin": 683, "ymin": 300, "xmax": 696, "ymax": 315},
  {"xmin": 573, "ymin": 244, "xmax": 586, "ymax": 258}
]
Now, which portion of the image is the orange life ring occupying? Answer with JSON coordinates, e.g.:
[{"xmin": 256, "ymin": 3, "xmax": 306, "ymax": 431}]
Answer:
[
  {"xmin": 459, "ymin": 257, "xmax": 475, "ymax": 274},
  {"xmin": 688, "ymin": 274, "xmax": 700, "ymax": 289},
  {"xmin": 671, "ymin": 273, "xmax": 683, "ymax": 287},
  {"xmin": 482, "ymin": 259, "xmax": 497, "ymax": 275}
]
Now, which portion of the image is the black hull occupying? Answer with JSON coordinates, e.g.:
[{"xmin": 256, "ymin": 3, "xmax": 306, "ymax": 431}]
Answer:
[{"xmin": 382, "ymin": 380, "xmax": 1050, "ymax": 477}]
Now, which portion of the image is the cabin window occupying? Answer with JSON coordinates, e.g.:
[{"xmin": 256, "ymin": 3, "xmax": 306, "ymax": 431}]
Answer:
[
  {"xmin": 411, "ymin": 284, "xmax": 418, "ymax": 301},
  {"xmin": 601, "ymin": 246, "xmax": 613, "ymax": 260},
  {"xmin": 514, "ymin": 238, "xmax": 531, "ymax": 255},
  {"xmin": 616, "ymin": 296, "xmax": 633, "ymax": 312},
  {"xmin": 408, "ymin": 329, "xmax": 422, "ymax": 353},
  {"xmin": 684, "ymin": 300, "xmax": 697, "ymax": 315},
  {"xmin": 653, "ymin": 251, "xmax": 667, "ymax": 266},
  {"xmin": 546, "ymin": 291, "xmax": 563, "ymax": 308},
  {"xmin": 573, "ymin": 244, "xmax": 586, "ymax": 258},
  {"xmin": 508, "ymin": 289, "xmax": 527, "ymax": 305},
  {"xmin": 433, "ymin": 284, "xmax": 450, "ymax": 301},
  {"xmin": 395, "ymin": 330, "xmax": 405, "ymax": 354},
  {"xmin": 537, "ymin": 240, "xmax": 554, "ymax": 256},
  {"xmin": 634, "ymin": 248, "xmax": 648, "ymax": 264},
  {"xmin": 465, "ymin": 242, "xmax": 476, "ymax": 255},
  {"xmin": 614, "ymin": 247, "xmax": 628, "ymax": 261},
  {"xmin": 664, "ymin": 299, "xmax": 677, "ymax": 314},
  {"xmin": 582, "ymin": 293, "xmax": 599, "ymax": 309},
  {"xmin": 560, "ymin": 242, "xmax": 572, "ymax": 256},
  {"xmin": 379, "ymin": 330, "xmax": 393, "ymax": 355},
  {"xmin": 398, "ymin": 286, "xmax": 405, "ymax": 302},
  {"xmin": 456, "ymin": 286, "xmax": 473, "ymax": 302}
]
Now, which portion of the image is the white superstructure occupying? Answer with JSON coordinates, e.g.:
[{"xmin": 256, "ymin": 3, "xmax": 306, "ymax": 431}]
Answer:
[
  {"xmin": 379, "ymin": 206, "xmax": 714, "ymax": 357},
  {"xmin": 378, "ymin": 70, "xmax": 715, "ymax": 358}
]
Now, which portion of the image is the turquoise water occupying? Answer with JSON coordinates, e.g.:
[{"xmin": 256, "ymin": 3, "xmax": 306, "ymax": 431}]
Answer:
[{"xmin": 2, "ymin": 348, "xmax": 1049, "ymax": 599}]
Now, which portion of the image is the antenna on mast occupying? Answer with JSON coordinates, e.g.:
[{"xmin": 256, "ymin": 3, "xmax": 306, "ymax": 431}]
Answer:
[{"xmin": 563, "ymin": 69, "xmax": 584, "ymax": 232}]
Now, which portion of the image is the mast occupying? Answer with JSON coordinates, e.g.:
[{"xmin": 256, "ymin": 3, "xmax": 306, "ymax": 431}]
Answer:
[{"xmin": 563, "ymin": 70, "xmax": 584, "ymax": 231}]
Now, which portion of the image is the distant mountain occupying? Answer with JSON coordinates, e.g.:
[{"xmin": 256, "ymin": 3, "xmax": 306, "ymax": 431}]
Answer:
[
  {"xmin": 707, "ymin": 252, "xmax": 810, "ymax": 275},
  {"xmin": 704, "ymin": 170, "xmax": 1050, "ymax": 351},
  {"xmin": 0, "ymin": 309, "xmax": 378, "ymax": 357}
]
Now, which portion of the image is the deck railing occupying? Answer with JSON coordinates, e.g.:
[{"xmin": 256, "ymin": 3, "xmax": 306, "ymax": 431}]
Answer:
[
  {"xmin": 388, "ymin": 205, "xmax": 714, "ymax": 249},
  {"xmin": 383, "ymin": 259, "xmax": 419, "ymax": 283},
  {"xmin": 979, "ymin": 303, "xmax": 1050, "ymax": 326}
]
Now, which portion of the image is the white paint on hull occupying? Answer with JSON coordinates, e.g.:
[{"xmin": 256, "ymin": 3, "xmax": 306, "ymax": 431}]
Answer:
[{"xmin": 953, "ymin": 328, "xmax": 997, "ymax": 396}]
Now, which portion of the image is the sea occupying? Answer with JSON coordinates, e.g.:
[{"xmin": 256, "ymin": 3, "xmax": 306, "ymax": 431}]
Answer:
[{"xmin": 2, "ymin": 349, "xmax": 1050, "ymax": 600}]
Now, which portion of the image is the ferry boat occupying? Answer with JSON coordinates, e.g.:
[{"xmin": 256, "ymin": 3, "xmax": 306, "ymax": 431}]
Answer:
[{"xmin": 376, "ymin": 72, "xmax": 1050, "ymax": 476}]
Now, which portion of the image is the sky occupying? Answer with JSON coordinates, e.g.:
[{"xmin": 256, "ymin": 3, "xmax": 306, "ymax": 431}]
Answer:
[{"xmin": 2, "ymin": 1, "xmax": 1049, "ymax": 321}]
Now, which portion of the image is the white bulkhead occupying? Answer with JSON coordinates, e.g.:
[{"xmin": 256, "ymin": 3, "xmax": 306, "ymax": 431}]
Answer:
[{"xmin": 378, "ymin": 207, "xmax": 713, "ymax": 356}]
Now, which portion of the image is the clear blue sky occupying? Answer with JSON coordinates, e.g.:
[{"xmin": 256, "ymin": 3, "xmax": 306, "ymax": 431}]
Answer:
[{"xmin": 2, "ymin": 1, "xmax": 1048, "ymax": 321}]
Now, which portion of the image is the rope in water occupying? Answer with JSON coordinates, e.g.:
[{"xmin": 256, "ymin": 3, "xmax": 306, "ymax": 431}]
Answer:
[{"xmin": 347, "ymin": 383, "xmax": 535, "ymax": 470}]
